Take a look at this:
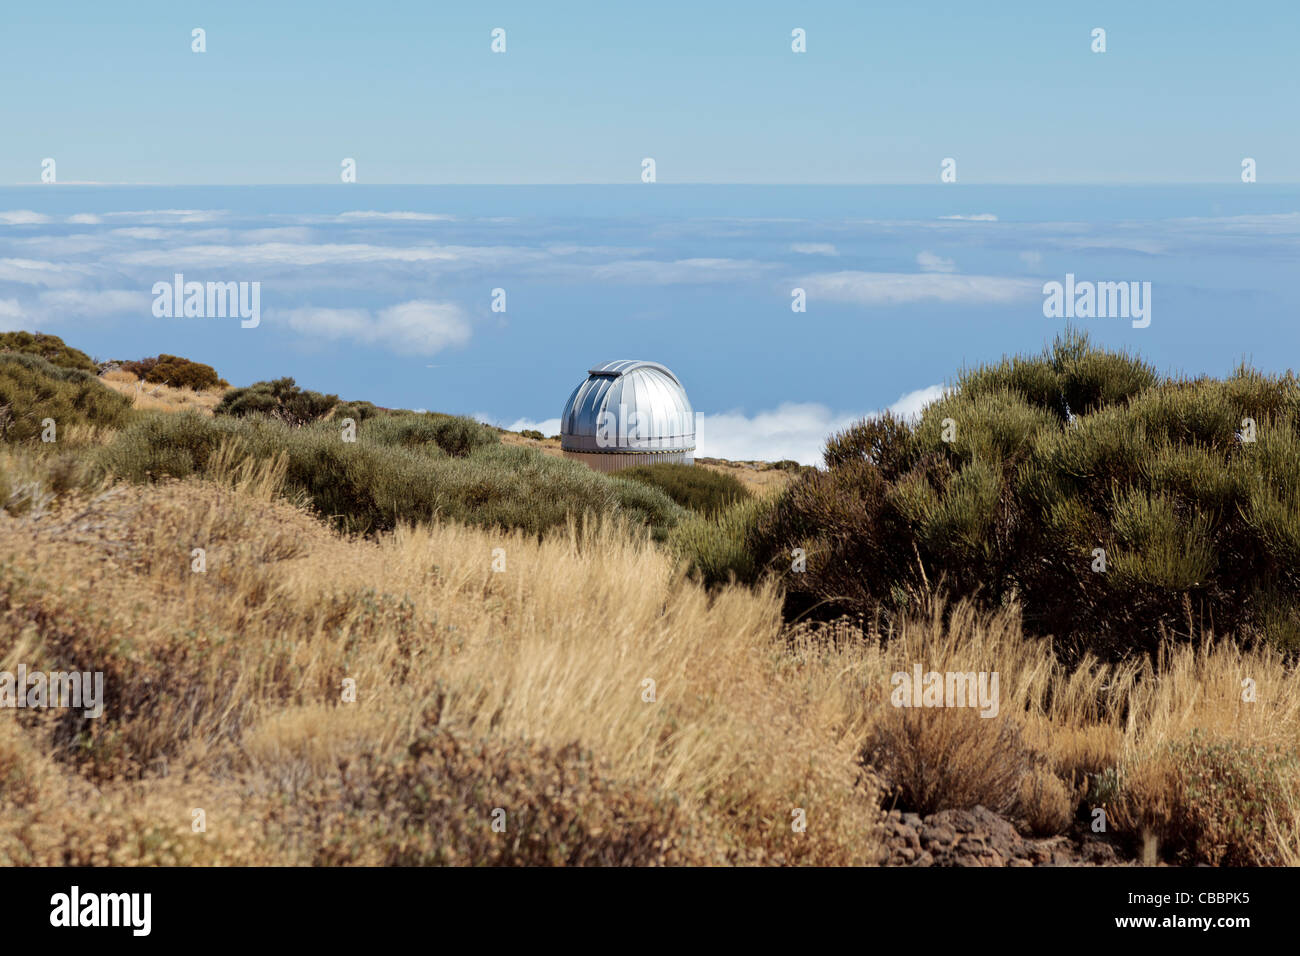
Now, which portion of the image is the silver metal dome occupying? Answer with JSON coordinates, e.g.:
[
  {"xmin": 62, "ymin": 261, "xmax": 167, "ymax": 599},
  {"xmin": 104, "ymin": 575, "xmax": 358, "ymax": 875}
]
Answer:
[{"xmin": 561, "ymin": 360, "xmax": 695, "ymax": 472}]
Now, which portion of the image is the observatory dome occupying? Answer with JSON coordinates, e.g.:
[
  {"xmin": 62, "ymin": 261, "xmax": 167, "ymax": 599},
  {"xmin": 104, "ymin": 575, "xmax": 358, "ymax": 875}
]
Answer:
[{"xmin": 560, "ymin": 360, "xmax": 695, "ymax": 472}]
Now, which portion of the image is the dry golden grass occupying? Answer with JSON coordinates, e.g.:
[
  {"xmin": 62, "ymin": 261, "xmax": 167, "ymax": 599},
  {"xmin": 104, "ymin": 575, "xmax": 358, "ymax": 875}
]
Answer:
[
  {"xmin": 99, "ymin": 368, "xmax": 227, "ymax": 415},
  {"xmin": 497, "ymin": 430, "xmax": 796, "ymax": 497},
  {"xmin": 499, "ymin": 430, "xmax": 562, "ymax": 455},
  {"xmin": 0, "ymin": 460, "xmax": 883, "ymax": 865},
  {"xmin": 1, "ymin": 449, "xmax": 1297, "ymax": 865},
  {"xmin": 792, "ymin": 600, "xmax": 1300, "ymax": 857},
  {"xmin": 695, "ymin": 458, "xmax": 796, "ymax": 497}
]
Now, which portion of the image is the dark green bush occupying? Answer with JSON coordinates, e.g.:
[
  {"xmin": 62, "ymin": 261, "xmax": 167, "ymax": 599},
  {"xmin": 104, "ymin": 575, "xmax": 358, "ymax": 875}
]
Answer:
[
  {"xmin": 215, "ymin": 377, "xmax": 338, "ymax": 426},
  {"xmin": 519, "ymin": 429, "xmax": 545, "ymax": 441},
  {"xmin": 748, "ymin": 330, "xmax": 1300, "ymax": 655},
  {"xmin": 617, "ymin": 462, "xmax": 751, "ymax": 516},
  {"xmin": 0, "ymin": 353, "xmax": 133, "ymax": 442},
  {"xmin": 332, "ymin": 400, "xmax": 382, "ymax": 424},
  {"xmin": 0, "ymin": 331, "xmax": 96, "ymax": 373},
  {"xmin": 121, "ymin": 354, "xmax": 227, "ymax": 390},
  {"xmin": 824, "ymin": 412, "xmax": 916, "ymax": 477}
]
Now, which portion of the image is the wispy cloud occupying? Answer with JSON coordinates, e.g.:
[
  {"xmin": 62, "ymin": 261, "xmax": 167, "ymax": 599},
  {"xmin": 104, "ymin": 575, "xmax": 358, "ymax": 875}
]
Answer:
[
  {"xmin": 284, "ymin": 299, "xmax": 471, "ymax": 355},
  {"xmin": 0, "ymin": 258, "xmax": 96, "ymax": 287},
  {"xmin": 0, "ymin": 299, "xmax": 25, "ymax": 329},
  {"xmin": 116, "ymin": 241, "xmax": 539, "ymax": 269},
  {"xmin": 502, "ymin": 416, "xmax": 561, "ymax": 435},
  {"xmin": 589, "ymin": 257, "xmax": 769, "ymax": 284},
  {"xmin": 338, "ymin": 211, "xmax": 456, "ymax": 222},
  {"xmin": 500, "ymin": 385, "xmax": 946, "ymax": 466},
  {"xmin": 800, "ymin": 270, "xmax": 1039, "ymax": 306},
  {"xmin": 0, "ymin": 288, "xmax": 151, "ymax": 327},
  {"xmin": 916, "ymin": 250, "xmax": 956, "ymax": 273},
  {"xmin": 790, "ymin": 242, "xmax": 838, "ymax": 256},
  {"xmin": 36, "ymin": 288, "xmax": 151, "ymax": 319},
  {"xmin": 696, "ymin": 384, "xmax": 944, "ymax": 465},
  {"xmin": 0, "ymin": 211, "xmax": 51, "ymax": 225},
  {"xmin": 102, "ymin": 209, "xmax": 223, "ymax": 224}
]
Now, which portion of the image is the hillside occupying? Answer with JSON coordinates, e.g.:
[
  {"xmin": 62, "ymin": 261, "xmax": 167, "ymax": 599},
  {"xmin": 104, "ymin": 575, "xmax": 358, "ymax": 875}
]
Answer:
[{"xmin": 1, "ymin": 333, "xmax": 1298, "ymax": 867}]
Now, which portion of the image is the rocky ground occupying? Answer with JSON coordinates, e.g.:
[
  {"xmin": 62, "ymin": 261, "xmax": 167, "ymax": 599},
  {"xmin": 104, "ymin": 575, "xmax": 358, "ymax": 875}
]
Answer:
[{"xmin": 883, "ymin": 805, "xmax": 1132, "ymax": 867}]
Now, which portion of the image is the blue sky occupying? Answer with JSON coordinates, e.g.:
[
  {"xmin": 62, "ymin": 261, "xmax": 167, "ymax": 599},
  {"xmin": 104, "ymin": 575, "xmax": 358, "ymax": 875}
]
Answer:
[
  {"xmin": 3, "ymin": 1, "xmax": 1298, "ymax": 185},
  {"xmin": 2, "ymin": 6, "xmax": 1297, "ymax": 463}
]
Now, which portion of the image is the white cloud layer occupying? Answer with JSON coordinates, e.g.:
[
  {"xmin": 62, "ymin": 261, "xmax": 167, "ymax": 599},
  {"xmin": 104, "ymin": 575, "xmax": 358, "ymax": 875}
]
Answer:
[
  {"xmin": 0, "ymin": 299, "xmax": 25, "ymax": 329},
  {"xmin": 801, "ymin": 270, "xmax": 1039, "ymax": 306},
  {"xmin": 589, "ymin": 257, "xmax": 769, "ymax": 284},
  {"xmin": 284, "ymin": 299, "xmax": 471, "ymax": 355},
  {"xmin": 0, "ymin": 211, "xmax": 50, "ymax": 225},
  {"xmin": 696, "ymin": 384, "xmax": 945, "ymax": 464},
  {"xmin": 500, "ymin": 384, "xmax": 946, "ymax": 467},
  {"xmin": 37, "ymin": 288, "xmax": 151, "ymax": 318},
  {"xmin": 503, "ymin": 416, "xmax": 562, "ymax": 436},
  {"xmin": 916, "ymin": 250, "xmax": 956, "ymax": 273},
  {"xmin": 0, "ymin": 258, "xmax": 95, "ymax": 287},
  {"xmin": 0, "ymin": 288, "xmax": 151, "ymax": 327},
  {"xmin": 338, "ymin": 211, "xmax": 455, "ymax": 222},
  {"xmin": 116, "ymin": 241, "xmax": 538, "ymax": 268}
]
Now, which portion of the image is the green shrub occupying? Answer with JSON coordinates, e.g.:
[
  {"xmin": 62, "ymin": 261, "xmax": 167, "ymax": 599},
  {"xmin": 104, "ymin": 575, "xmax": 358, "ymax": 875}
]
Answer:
[
  {"xmin": 824, "ymin": 412, "xmax": 916, "ymax": 477},
  {"xmin": 0, "ymin": 331, "xmax": 96, "ymax": 373},
  {"xmin": 519, "ymin": 429, "xmax": 545, "ymax": 441},
  {"xmin": 671, "ymin": 496, "xmax": 769, "ymax": 588},
  {"xmin": 215, "ymin": 377, "xmax": 338, "ymax": 426},
  {"xmin": 362, "ymin": 412, "xmax": 499, "ymax": 458},
  {"xmin": 751, "ymin": 330, "xmax": 1300, "ymax": 654},
  {"xmin": 331, "ymin": 400, "xmax": 382, "ymax": 423},
  {"xmin": 98, "ymin": 412, "xmax": 683, "ymax": 538},
  {"xmin": 616, "ymin": 462, "xmax": 751, "ymax": 516},
  {"xmin": 121, "ymin": 354, "xmax": 227, "ymax": 390},
  {"xmin": 958, "ymin": 328, "xmax": 1158, "ymax": 419},
  {"xmin": 0, "ymin": 353, "xmax": 133, "ymax": 442}
]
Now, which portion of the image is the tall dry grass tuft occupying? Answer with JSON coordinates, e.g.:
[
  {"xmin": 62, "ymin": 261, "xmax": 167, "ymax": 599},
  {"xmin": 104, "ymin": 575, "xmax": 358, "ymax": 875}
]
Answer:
[
  {"xmin": 100, "ymin": 368, "xmax": 226, "ymax": 415},
  {"xmin": 0, "ymin": 475, "xmax": 884, "ymax": 864},
  {"xmin": 792, "ymin": 599, "xmax": 1300, "ymax": 857}
]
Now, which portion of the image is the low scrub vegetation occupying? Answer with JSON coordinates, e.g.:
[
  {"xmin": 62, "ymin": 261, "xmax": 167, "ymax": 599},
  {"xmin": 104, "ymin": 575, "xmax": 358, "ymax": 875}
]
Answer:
[
  {"xmin": 215, "ymin": 377, "xmax": 339, "ymax": 426},
  {"xmin": 671, "ymin": 496, "xmax": 768, "ymax": 588},
  {"xmin": 96, "ymin": 410, "xmax": 682, "ymax": 538},
  {"xmin": 3, "ymin": 331, "xmax": 1297, "ymax": 866},
  {"xmin": 719, "ymin": 330, "xmax": 1300, "ymax": 654},
  {"xmin": 0, "ymin": 353, "xmax": 133, "ymax": 442},
  {"xmin": 120, "ymin": 353, "xmax": 228, "ymax": 391},
  {"xmin": 0, "ymin": 331, "xmax": 96, "ymax": 372},
  {"xmin": 619, "ymin": 461, "xmax": 751, "ymax": 516},
  {"xmin": 0, "ymin": 466, "xmax": 1294, "ymax": 865}
]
